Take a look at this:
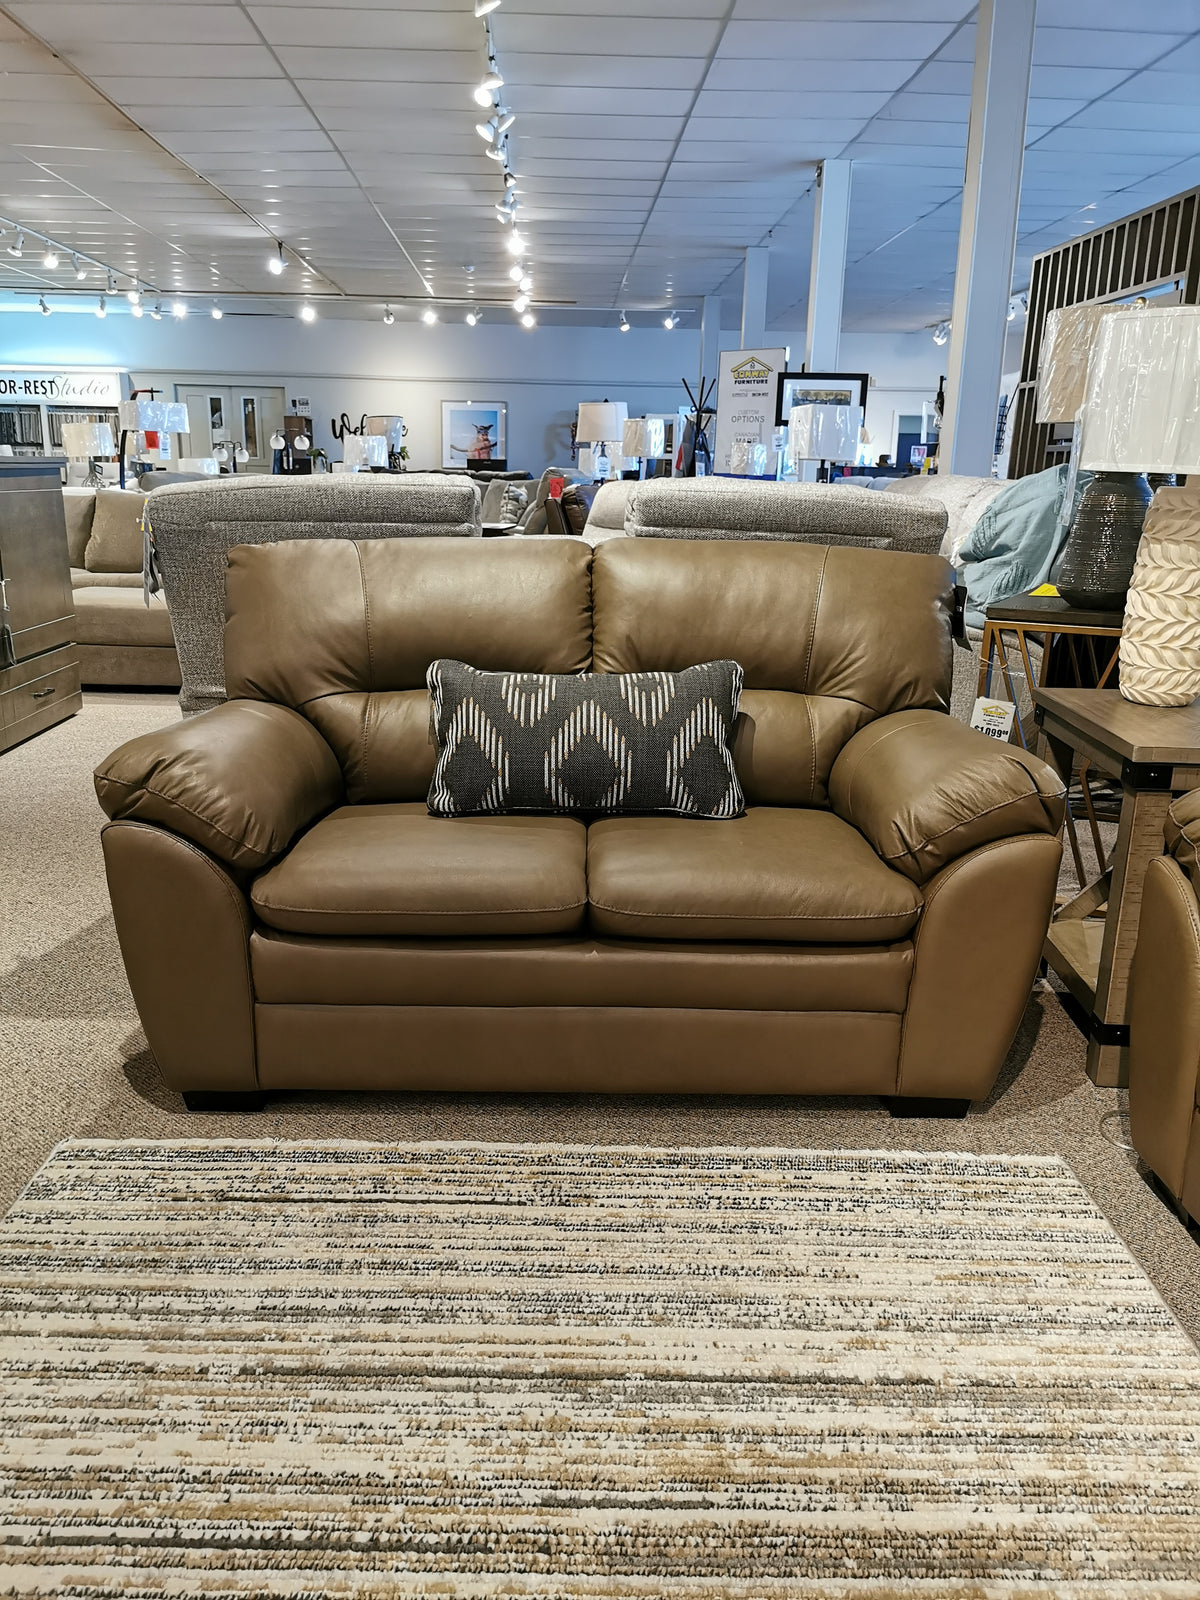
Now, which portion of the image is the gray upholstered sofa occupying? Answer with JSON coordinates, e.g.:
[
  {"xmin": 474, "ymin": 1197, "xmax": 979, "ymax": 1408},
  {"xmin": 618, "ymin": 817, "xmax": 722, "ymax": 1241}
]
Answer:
[
  {"xmin": 147, "ymin": 474, "xmax": 482, "ymax": 715},
  {"xmin": 62, "ymin": 487, "xmax": 179, "ymax": 688}
]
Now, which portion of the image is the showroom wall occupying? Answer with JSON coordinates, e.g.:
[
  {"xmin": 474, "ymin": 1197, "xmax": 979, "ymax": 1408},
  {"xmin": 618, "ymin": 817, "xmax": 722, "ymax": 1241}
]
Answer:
[{"xmin": 1, "ymin": 309, "xmax": 947, "ymax": 473}]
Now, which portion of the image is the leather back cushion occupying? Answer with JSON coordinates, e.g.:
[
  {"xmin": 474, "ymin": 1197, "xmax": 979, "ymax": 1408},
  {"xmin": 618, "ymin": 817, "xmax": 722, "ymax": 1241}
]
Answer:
[
  {"xmin": 225, "ymin": 538, "xmax": 593, "ymax": 801},
  {"xmin": 593, "ymin": 539, "xmax": 953, "ymax": 807}
]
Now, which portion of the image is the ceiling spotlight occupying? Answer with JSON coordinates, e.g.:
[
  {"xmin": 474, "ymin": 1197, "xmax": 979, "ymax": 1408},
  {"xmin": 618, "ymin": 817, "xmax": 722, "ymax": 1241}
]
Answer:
[
  {"xmin": 6, "ymin": 231, "xmax": 23, "ymax": 258},
  {"xmin": 131, "ymin": 301, "xmax": 144, "ymax": 318},
  {"xmin": 932, "ymin": 320, "xmax": 950, "ymax": 346},
  {"xmin": 619, "ymin": 312, "xmax": 630, "ymax": 332},
  {"xmin": 42, "ymin": 247, "xmax": 59, "ymax": 269},
  {"xmin": 267, "ymin": 242, "xmax": 285, "ymax": 275},
  {"xmin": 107, "ymin": 273, "xmax": 117, "ymax": 294},
  {"xmin": 126, "ymin": 286, "xmax": 140, "ymax": 304},
  {"xmin": 475, "ymin": 0, "xmax": 501, "ymax": 15},
  {"xmin": 508, "ymin": 263, "xmax": 524, "ymax": 283},
  {"xmin": 513, "ymin": 293, "xmax": 530, "ymax": 313},
  {"xmin": 38, "ymin": 296, "xmax": 50, "ymax": 316},
  {"xmin": 506, "ymin": 232, "xmax": 527, "ymax": 256},
  {"xmin": 382, "ymin": 306, "xmax": 395, "ymax": 325},
  {"xmin": 73, "ymin": 254, "xmax": 86, "ymax": 280},
  {"xmin": 150, "ymin": 301, "xmax": 163, "ymax": 320},
  {"xmin": 473, "ymin": 67, "xmax": 503, "ymax": 107},
  {"xmin": 663, "ymin": 313, "xmax": 676, "ymax": 329},
  {"xmin": 421, "ymin": 307, "xmax": 438, "ymax": 325},
  {"xmin": 465, "ymin": 310, "xmax": 479, "ymax": 326},
  {"xmin": 476, "ymin": 116, "xmax": 499, "ymax": 143},
  {"xmin": 495, "ymin": 109, "xmax": 515, "ymax": 135},
  {"xmin": 210, "ymin": 303, "xmax": 223, "ymax": 319},
  {"xmin": 520, "ymin": 311, "xmax": 536, "ymax": 329},
  {"xmin": 172, "ymin": 300, "xmax": 187, "ymax": 318},
  {"xmin": 519, "ymin": 273, "xmax": 533, "ymax": 292},
  {"xmin": 504, "ymin": 170, "xmax": 518, "ymax": 190},
  {"xmin": 299, "ymin": 303, "xmax": 317, "ymax": 322},
  {"xmin": 484, "ymin": 143, "xmax": 507, "ymax": 162},
  {"xmin": 95, "ymin": 295, "xmax": 107, "ymax": 319}
]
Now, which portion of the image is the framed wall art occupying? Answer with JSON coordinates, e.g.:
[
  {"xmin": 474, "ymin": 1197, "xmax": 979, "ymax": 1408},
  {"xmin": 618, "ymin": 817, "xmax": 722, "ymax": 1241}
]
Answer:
[
  {"xmin": 441, "ymin": 400, "xmax": 507, "ymax": 469},
  {"xmin": 775, "ymin": 371, "xmax": 869, "ymax": 426}
]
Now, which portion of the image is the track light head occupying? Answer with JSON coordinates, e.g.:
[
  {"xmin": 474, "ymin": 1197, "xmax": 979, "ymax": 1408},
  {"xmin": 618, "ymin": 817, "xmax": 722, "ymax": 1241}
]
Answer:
[
  {"xmin": 131, "ymin": 301, "xmax": 144, "ymax": 318},
  {"xmin": 484, "ymin": 142, "xmax": 507, "ymax": 161},
  {"xmin": 508, "ymin": 264, "xmax": 524, "ymax": 282},
  {"xmin": 519, "ymin": 273, "xmax": 533, "ymax": 292},
  {"xmin": 95, "ymin": 295, "xmax": 107, "ymax": 319},
  {"xmin": 382, "ymin": 306, "xmax": 394, "ymax": 325},
  {"xmin": 421, "ymin": 307, "xmax": 438, "ymax": 325},
  {"xmin": 465, "ymin": 311, "xmax": 479, "ymax": 326},
  {"xmin": 932, "ymin": 320, "xmax": 950, "ymax": 346},
  {"xmin": 150, "ymin": 301, "xmax": 163, "ymax": 320},
  {"xmin": 495, "ymin": 108, "xmax": 515, "ymax": 134},
  {"xmin": 506, "ymin": 231, "xmax": 527, "ymax": 256},
  {"xmin": 476, "ymin": 116, "xmax": 498, "ymax": 142},
  {"xmin": 6, "ymin": 231, "xmax": 23, "ymax": 258},
  {"xmin": 520, "ymin": 311, "xmax": 536, "ymax": 328},
  {"xmin": 210, "ymin": 303, "xmax": 223, "ymax": 319},
  {"xmin": 267, "ymin": 242, "xmax": 285, "ymax": 275},
  {"xmin": 663, "ymin": 313, "xmax": 676, "ymax": 329},
  {"xmin": 513, "ymin": 293, "xmax": 530, "ymax": 313},
  {"xmin": 38, "ymin": 295, "xmax": 50, "ymax": 316},
  {"xmin": 619, "ymin": 313, "xmax": 630, "ymax": 332},
  {"xmin": 107, "ymin": 273, "xmax": 117, "ymax": 295},
  {"xmin": 172, "ymin": 300, "xmax": 187, "ymax": 318},
  {"xmin": 42, "ymin": 247, "xmax": 59, "ymax": 269},
  {"xmin": 126, "ymin": 286, "xmax": 140, "ymax": 304},
  {"xmin": 473, "ymin": 68, "xmax": 503, "ymax": 107},
  {"xmin": 73, "ymin": 254, "xmax": 86, "ymax": 280},
  {"xmin": 503, "ymin": 170, "xmax": 518, "ymax": 190},
  {"xmin": 299, "ymin": 303, "xmax": 317, "ymax": 322}
]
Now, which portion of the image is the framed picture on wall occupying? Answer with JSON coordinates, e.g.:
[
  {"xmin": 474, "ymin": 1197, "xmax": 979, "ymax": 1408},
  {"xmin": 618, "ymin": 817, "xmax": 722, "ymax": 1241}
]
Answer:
[
  {"xmin": 441, "ymin": 400, "xmax": 507, "ymax": 469},
  {"xmin": 775, "ymin": 372, "xmax": 869, "ymax": 426}
]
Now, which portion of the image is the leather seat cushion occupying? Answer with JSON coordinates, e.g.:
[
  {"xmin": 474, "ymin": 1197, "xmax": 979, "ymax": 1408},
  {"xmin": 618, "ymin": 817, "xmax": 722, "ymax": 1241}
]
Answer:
[
  {"xmin": 251, "ymin": 802, "xmax": 588, "ymax": 937},
  {"xmin": 587, "ymin": 806, "xmax": 923, "ymax": 942}
]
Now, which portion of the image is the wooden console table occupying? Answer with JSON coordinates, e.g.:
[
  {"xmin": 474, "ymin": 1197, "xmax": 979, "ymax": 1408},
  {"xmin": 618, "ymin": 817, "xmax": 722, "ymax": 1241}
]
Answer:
[{"xmin": 1034, "ymin": 687, "xmax": 1200, "ymax": 1088}]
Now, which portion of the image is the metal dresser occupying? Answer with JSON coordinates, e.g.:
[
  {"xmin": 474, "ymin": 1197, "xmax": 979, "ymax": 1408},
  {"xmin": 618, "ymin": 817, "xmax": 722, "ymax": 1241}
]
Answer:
[{"xmin": 0, "ymin": 460, "xmax": 82, "ymax": 754}]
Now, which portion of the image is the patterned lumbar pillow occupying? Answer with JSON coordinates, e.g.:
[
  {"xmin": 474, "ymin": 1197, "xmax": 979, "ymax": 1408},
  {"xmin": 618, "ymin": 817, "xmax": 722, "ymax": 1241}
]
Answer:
[{"xmin": 427, "ymin": 658, "xmax": 745, "ymax": 817}]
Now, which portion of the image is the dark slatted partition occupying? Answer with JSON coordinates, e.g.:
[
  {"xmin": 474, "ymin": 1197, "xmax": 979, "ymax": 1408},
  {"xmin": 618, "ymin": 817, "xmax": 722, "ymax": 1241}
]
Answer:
[{"xmin": 1009, "ymin": 187, "xmax": 1200, "ymax": 479}]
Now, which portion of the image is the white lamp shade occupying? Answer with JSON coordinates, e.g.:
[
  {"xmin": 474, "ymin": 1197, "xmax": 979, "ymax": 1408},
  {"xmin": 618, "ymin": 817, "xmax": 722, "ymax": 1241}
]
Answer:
[
  {"xmin": 576, "ymin": 401, "xmax": 628, "ymax": 443},
  {"xmin": 1036, "ymin": 305, "xmax": 1131, "ymax": 425},
  {"xmin": 787, "ymin": 404, "xmax": 862, "ymax": 464},
  {"xmin": 117, "ymin": 399, "xmax": 187, "ymax": 432},
  {"xmin": 344, "ymin": 434, "xmax": 387, "ymax": 469},
  {"xmin": 1079, "ymin": 306, "xmax": 1200, "ymax": 474},
  {"xmin": 622, "ymin": 418, "xmax": 648, "ymax": 456},
  {"xmin": 61, "ymin": 421, "xmax": 114, "ymax": 456}
]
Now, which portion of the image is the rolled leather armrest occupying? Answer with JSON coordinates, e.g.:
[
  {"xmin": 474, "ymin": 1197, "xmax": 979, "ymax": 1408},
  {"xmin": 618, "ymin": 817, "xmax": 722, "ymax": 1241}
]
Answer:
[
  {"xmin": 829, "ymin": 708, "xmax": 1065, "ymax": 884},
  {"xmin": 1166, "ymin": 789, "xmax": 1200, "ymax": 893},
  {"xmin": 95, "ymin": 700, "xmax": 344, "ymax": 872}
]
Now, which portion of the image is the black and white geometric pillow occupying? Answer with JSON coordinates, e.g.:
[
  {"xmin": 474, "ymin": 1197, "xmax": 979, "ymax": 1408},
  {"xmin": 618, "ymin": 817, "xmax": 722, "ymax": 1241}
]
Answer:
[{"xmin": 427, "ymin": 658, "xmax": 745, "ymax": 818}]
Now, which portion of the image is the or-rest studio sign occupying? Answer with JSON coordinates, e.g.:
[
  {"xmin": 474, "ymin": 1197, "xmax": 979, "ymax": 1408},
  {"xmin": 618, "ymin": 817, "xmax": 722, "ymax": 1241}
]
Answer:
[{"xmin": 0, "ymin": 370, "xmax": 122, "ymax": 405}]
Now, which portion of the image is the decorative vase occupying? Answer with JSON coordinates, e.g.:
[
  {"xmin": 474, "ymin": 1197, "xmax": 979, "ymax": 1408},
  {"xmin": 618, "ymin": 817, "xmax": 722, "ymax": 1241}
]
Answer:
[
  {"xmin": 1120, "ymin": 482, "xmax": 1200, "ymax": 706},
  {"xmin": 1056, "ymin": 471, "xmax": 1151, "ymax": 610}
]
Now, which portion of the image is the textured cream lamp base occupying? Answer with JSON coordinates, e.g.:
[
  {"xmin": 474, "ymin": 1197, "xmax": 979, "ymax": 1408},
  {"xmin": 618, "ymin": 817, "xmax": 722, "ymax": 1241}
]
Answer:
[{"xmin": 1120, "ymin": 482, "xmax": 1200, "ymax": 707}]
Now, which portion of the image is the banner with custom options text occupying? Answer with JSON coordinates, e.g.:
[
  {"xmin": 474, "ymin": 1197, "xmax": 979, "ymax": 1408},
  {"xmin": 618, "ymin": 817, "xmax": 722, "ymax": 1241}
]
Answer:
[{"xmin": 713, "ymin": 347, "xmax": 788, "ymax": 475}]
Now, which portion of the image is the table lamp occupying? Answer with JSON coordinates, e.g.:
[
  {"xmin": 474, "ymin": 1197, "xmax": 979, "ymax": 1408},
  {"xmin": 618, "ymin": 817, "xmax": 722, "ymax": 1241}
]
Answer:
[
  {"xmin": 576, "ymin": 400, "xmax": 628, "ymax": 480},
  {"xmin": 60, "ymin": 421, "xmax": 114, "ymax": 488},
  {"xmin": 1071, "ymin": 305, "xmax": 1200, "ymax": 705},
  {"xmin": 786, "ymin": 403, "xmax": 862, "ymax": 480},
  {"xmin": 622, "ymin": 416, "xmax": 665, "ymax": 478}
]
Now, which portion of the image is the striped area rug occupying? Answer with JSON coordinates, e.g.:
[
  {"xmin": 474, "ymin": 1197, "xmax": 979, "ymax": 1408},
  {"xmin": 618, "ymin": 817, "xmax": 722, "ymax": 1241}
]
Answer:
[{"xmin": 2, "ymin": 1140, "xmax": 1199, "ymax": 1596}]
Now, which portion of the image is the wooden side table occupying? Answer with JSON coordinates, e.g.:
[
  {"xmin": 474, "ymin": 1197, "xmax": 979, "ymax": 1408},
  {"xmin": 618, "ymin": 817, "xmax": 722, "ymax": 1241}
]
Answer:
[
  {"xmin": 978, "ymin": 591, "xmax": 1123, "ymax": 750},
  {"xmin": 1034, "ymin": 687, "xmax": 1200, "ymax": 1088}
]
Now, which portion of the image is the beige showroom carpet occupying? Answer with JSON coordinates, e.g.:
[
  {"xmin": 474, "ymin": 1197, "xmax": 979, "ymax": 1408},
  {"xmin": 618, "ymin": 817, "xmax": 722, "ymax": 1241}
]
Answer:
[
  {"xmin": 1, "ymin": 689, "xmax": 1199, "ymax": 1353},
  {"xmin": 2, "ymin": 1140, "xmax": 1199, "ymax": 1596}
]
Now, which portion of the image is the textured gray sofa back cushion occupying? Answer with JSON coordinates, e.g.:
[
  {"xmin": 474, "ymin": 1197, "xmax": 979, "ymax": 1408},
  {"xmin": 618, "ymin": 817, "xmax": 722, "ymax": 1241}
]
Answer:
[
  {"xmin": 148, "ymin": 474, "xmax": 481, "ymax": 715},
  {"xmin": 626, "ymin": 478, "xmax": 947, "ymax": 554}
]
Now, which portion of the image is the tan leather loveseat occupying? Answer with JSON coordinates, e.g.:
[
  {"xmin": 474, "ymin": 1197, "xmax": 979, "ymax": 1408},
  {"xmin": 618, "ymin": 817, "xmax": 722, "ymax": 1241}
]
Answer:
[
  {"xmin": 1129, "ymin": 792, "xmax": 1200, "ymax": 1225},
  {"xmin": 95, "ymin": 538, "xmax": 1064, "ymax": 1114}
]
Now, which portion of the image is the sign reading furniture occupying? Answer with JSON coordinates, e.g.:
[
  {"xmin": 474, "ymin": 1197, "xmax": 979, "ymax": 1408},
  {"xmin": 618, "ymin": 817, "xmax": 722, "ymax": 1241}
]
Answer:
[
  {"xmin": 713, "ymin": 347, "xmax": 789, "ymax": 476},
  {"xmin": 0, "ymin": 371, "xmax": 122, "ymax": 404}
]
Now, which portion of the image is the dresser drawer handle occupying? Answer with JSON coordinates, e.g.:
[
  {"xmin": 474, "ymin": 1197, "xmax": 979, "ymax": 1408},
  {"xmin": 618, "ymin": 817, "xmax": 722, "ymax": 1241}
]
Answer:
[{"xmin": 31, "ymin": 686, "xmax": 56, "ymax": 700}]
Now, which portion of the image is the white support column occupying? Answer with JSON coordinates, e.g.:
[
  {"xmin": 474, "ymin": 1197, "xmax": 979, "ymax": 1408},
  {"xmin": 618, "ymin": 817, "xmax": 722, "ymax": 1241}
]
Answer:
[
  {"xmin": 740, "ymin": 247, "xmax": 768, "ymax": 349},
  {"xmin": 940, "ymin": 0, "xmax": 1035, "ymax": 476},
  {"xmin": 804, "ymin": 159, "xmax": 852, "ymax": 372},
  {"xmin": 700, "ymin": 294, "xmax": 721, "ymax": 386}
]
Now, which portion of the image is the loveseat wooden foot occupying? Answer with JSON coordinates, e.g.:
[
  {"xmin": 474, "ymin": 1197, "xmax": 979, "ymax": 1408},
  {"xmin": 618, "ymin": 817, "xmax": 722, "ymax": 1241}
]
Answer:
[
  {"xmin": 181, "ymin": 1091, "xmax": 268, "ymax": 1113},
  {"xmin": 882, "ymin": 1096, "xmax": 971, "ymax": 1119}
]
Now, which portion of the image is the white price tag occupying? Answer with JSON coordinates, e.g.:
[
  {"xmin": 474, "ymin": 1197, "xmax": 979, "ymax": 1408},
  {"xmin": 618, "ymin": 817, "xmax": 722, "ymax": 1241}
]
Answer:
[{"xmin": 970, "ymin": 697, "xmax": 1017, "ymax": 742}]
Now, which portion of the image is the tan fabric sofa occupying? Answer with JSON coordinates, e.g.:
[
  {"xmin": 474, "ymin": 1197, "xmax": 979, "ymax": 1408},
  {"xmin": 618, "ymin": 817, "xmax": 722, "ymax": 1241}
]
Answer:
[{"xmin": 64, "ymin": 487, "xmax": 179, "ymax": 688}]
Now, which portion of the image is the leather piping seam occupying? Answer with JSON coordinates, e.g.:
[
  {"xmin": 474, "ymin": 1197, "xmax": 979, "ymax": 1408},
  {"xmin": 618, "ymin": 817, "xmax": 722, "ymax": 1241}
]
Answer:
[
  {"xmin": 106, "ymin": 820, "xmax": 260, "ymax": 1089},
  {"xmin": 97, "ymin": 773, "xmax": 278, "ymax": 866},
  {"xmin": 254, "ymin": 899, "xmax": 589, "ymax": 917},
  {"xmin": 875, "ymin": 791, "xmax": 1060, "ymax": 873},
  {"xmin": 799, "ymin": 548, "xmax": 828, "ymax": 693},
  {"xmin": 587, "ymin": 901, "xmax": 919, "ymax": 923}
]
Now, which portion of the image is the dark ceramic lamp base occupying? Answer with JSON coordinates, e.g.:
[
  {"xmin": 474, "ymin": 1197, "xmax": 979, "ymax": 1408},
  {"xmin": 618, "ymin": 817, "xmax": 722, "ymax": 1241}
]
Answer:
[{"xmin": 1056, "ymin": 471, "xmax": 1151, "ymax": 610}]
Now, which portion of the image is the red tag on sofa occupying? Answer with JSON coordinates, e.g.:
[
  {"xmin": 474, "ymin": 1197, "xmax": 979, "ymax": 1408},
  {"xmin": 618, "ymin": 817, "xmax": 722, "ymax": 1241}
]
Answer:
[{"xmin": 549, "ymin": 477, "xmax": 565, "ymax": 500}]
